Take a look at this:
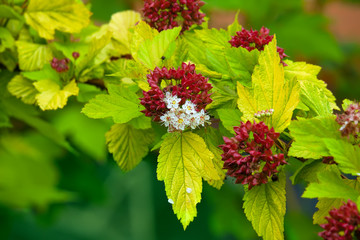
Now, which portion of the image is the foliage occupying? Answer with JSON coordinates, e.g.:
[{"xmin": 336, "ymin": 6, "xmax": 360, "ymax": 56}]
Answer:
[{"xmin": 0, "ymin": 0, "xmax": 359, "ymax": 239}]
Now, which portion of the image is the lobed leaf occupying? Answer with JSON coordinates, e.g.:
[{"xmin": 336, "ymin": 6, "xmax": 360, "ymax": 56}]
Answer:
[
  {"xmin": 243, "ymin": 171, "xmax": 286, "ymax": 240},
  {"xmin": 157, "ymin": 132, "xmax": 219, "ymax": 229}
]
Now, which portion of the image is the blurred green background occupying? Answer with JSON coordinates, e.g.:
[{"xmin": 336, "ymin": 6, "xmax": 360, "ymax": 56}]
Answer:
[{"xmin": 1, "ymin": 0, "xmax": 360, "ymax": 239}]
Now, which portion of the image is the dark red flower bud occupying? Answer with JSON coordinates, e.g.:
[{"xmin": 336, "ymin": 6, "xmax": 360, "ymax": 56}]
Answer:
[
  {"xmin": 336, "ymin": 102, "xmax": 360, "ymax": 143},
  {"xmin": 229, "ymin": 27, "xmax": 288, "ymax": 66},
  {"xmin": 142, "ymin": 0, "xmax": 206, "ymax": 33},
  {"xmin": 319, "ymin": 200, "xmax": 360, "ymax": 240},
  {"xmin": 219, "ymin": 121, "xmax": 287, "ymax": 190},
  {"xmin": 72, "ymin": 51, "xmax": 80, "ymax": 59}
]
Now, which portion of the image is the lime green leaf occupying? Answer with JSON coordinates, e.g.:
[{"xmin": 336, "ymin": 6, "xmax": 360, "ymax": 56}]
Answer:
[
  {"xmin": 0, "ymin": 49, "xmax": 18, "ymax": 71},
  {"xmin": 313, "ymin": 199, "xmax": 343, "ymax": 225},
  {"xmin": 128, "ymin": 115, "xmax": 152, "ymax": 130},
  {"xmin": 0, "ymin": 27, "xmax": 15, "ymax": 53},
  {"xmin": 16, "ymin": 41, "xmax": 52, "ymax": 71},
  {"xmin": 106, "ymin": 123, "xmax": 154, "ymax": 172},
  {"xmin": 157, "ymin": 132, "xmax": 219, "ymax": 229},
  {"xmin": 243, "ymin": 171, "xmax": 286, "ymax": 240},
  {"xmin": 217, "ymin": 108, "xmax": 242, "ymax": 133},
  {"xmin": 34, "ymin": 79, "xmax": 79, "ymax": 110},
  {"xmin": 130, "ymin": 21, "xmax": 158, "ymax": 61},
  {"xmin": 302, "ymin": 170, "xmax": 360, "ymax": 201},
  {"xmin": 22, "ymin": 64, "xmax": 59, "ymax": 81},
  {"xmin": 182, "ymin": 31, "xmax": 207, "ymax": 65},
  {"xmin": 82, "ymin": 84, "xmax": 143, "ymax": 123},
  {"xmin": 24, "ymin": 0, "xmax": 91, "ymax": 40},
  {"xmin": 137, "ymin": 27, "xmax": 181, "ymax": 69},
  {"xmin": 341, "ymin": 99, "xmax": 353, "ymax": 111},
  {"xmin": 324, "ymin": 139, "xmax": 360, "ymax": 176},
  {"xmin": 284, "ymin": 60, "xmax": 338, "ymax": 111},
  {"xmin": 288, "ymin": 115, "xmax": 341, "ymax": 159},
  {"xmin": 109, "ymin": 10, "xmax": 141, "ymax": 53},
  {"xmin": 227, "ymin": 11, "xmax": 242, "ymax": 36},
  {"xmin": 237, "ymin": 37, "xmax": 300, "ymax": 133},
  {"xmin": 76, "ymin": 83, "xmax": 103, "ymax": 103},
  {"xmin": 196, "ymin": 127, "xmax": 226, "ymax": 189},
  {"xmin": 298, "ymin": 81, "xmax": 332, "ymax": 117},
  {"xmin": 7, "ymin": 75, "xmax": 38, "ymax": 104},
  {"xmin": 0, "ymin": 5, "xmax": 23, "ymax": 20}
]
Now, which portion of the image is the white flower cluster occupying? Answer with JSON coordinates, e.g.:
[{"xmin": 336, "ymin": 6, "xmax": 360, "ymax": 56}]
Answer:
[
  {"xmin": 160, "ymin": 92, "xmax": 210, "ymax": 132},
  {"xmin": 254, "ymin": 109, "xmax": 274, "ymax": 118}
]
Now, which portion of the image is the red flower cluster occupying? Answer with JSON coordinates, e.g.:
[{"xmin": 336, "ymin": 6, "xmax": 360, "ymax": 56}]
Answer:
[
  {"xmin": 229, "ymin": 27, "xmax": 288, "ymax": 66},
  {"xmin": 51, "ymin": 57, "xmax": 70, "ymax": 73},
  {"xmin": 319, "ymin": 200, "xmax": 360, "ymax": 240},
  {"xmin": 219, "ymin": 121, "xmax": 287, "ymax": 190},
  {"xmin": 142, "ymin": 0, "xmax": 206, "ymax": 32},
  {"xmin": 140, "ymin": 62, "xmax": 212, "ymax": 121},
  {"xmin": 336, "ymin": 102, "xmax": 360, "ymax": 141}
]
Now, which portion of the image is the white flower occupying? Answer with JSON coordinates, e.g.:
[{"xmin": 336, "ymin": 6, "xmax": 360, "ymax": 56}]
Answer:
[
  {"xmin": 163, "ymin": 92, "xmax": 181, "ymax": 109},
  {"xmin": 182, "ymin": 100, "xmax": 197, "ymax": 114},
  {"xmin": 172, "ymin": 113, "xmax": 190, "ymax": 131},
  {"xmin": 186, "ymin": 188, "xmax": 192, "ymax": 193},
  {"xmin": 168, "ymin": 199, "xmax": 174, "ymax": 204},
  {"xmin": 189, "ymin": 114, "xmax": 200, "ymax": 129},
  {"xmin": 198, "ymin": 109, "xmax": 210, "ymax": 126},
  {"xmin": 160, "ymin": 111, "xmax": 176, "ymax": 127}
]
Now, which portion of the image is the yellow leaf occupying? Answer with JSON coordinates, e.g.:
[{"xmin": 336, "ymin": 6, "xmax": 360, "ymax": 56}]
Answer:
[
  {"xmin": 237, "ymin": 36, "xmax": 300, "ymax": 133},
  {"xmin": 16, "ymin": 41, "xmax": 52, "ymax": 71},
  {"xmin": 34, "ymin": 79, "xmax": 79, "ymax": 110},
  {"xmin": 24, "ymin": 0, "xmax": 91, "ymax": 40},
  {"xmin": 7, "ymin": 75, "xmax": 38, "ymax": 104},
  {"xmin": 157, "ymin": 132, "xmax": 219, "ymax": 229},
  {"xmin": 130, "ymin": 21, "xmax": 158, "ymax": 62},
  {"xmin": 109, "ymin": 10, "xmax": 141, "ymax": 53}
]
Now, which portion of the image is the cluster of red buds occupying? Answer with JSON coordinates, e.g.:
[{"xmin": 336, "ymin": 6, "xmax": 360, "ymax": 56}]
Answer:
[
  {"xmin": 50, "ymin": 52, "xmax": 80, "ymax": 73},
  {"xmin": 254, "ymin": 109, "xmax": 274, "ymax": 119},
  {"xmin": 219, "ymin": 121, "xmax": 287, "ymax": 190},
  {"xmin": 51, "ymin": 57, "xmax": 70, "ymax": 73},
  {"xmin": 229, "ymin": 27, "xmax": 288, "ymax": 66},
  {"xmin": 319, "ymin": 200, "xmax": 360, "ymax": 240},
  {"xmin": 139, "ymin": 62, "xmax": 212, "ymax": 122},
  {"xmin": 142, "ymin": 0, "xmax": 206, "ymax": 32},
  {"xmin": 336, "ymin": 102, "xmax": 360, "ymax": 142}
]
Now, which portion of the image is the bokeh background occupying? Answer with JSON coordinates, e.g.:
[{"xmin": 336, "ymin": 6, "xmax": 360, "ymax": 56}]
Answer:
[{"xmin": 1, "ymin": 0, "xmax": 360, "ymax": 239}]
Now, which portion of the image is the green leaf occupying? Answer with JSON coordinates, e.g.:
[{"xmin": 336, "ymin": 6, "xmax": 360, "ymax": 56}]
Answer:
[
  {"xmin": 128, "ymin": 115, "xmax": 152, "ymax": 130},
  {"xmin": 109, "ymin": 10, "xmax": 141, "ymax": 53},
  {"xmin": 298, "ymin": 81, "xmax": 332, "ymax": 117},
  {"xmin": 227, "ymin": 11, "xmax": 242, "ymax": 36},
  {"xmin": 313, "ymin": 198, "xmax": 343, "ymax": 225},
  {"xmin": 7, "ymin": 75, "xmax": 38, "ymax": 104},
  {"xmin": 33, "ymin": 79, "xmax": 79, "ymax": 110},
  {"xmin": 16, "ymin": 41, "xmax": 52, "ymax": 71},
  {"xmin": 0, "ymin": 27, "xmax": 15, "ymax": 53},
  {"xmin": 284, "ymin": 60, "xmax": 338, "ymax": 112},
  {"xmin": 157, "ymin": 132, "xmax": 219, "ymax": 229},
  {"xmin": 302, "ymin": 170, "xmax": 360, "ymax": 201},
  {"xmin": 243, "ymin": 171, "xmax": 286, "ymax": 240},
  {"xmin": 136, "ymin": 27, "xmax": 181, "ymax": 69},
  {"xmin": 237, "ymin": 37, "xmax": 300, "ymax": 133},
  {"xmin": 0, "ymin": 4, "xmax": 23, "ymax": 20},
  {"xmin": 130, "ymin": 21, "xmax": 158, "ymax": 62},
  {"xmin": 24, "ymin": 0, "xmax": 91, "ymax": 40},
  {"xmin": 82, "ymin": 84, "xmax": 143, "ymax": 123},
  {"xmin": 288, "ymin": 115, "xmax": 341, "ymax": 159},
  {"xmin": 217, "ymin": 108, "xmax": 242, "ymax": 133},
  {"xmin": 106, "ymin": 123, "xmax": 154, "ymax": 172},
  {"xmin": 324, "ymin": 139, "xmax": 360, "ymax": 176}
]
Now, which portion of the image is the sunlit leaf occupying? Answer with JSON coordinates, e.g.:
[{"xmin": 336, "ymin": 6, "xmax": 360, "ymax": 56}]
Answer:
[
  {"xmin": 7, "ymin": 75, "xmax": 38, "ymax": 104},
  {"xmin": 237, "ymin": 37, "xmax": 300, "ymax": 133},
  {"xmin": 16, "ymin": 41, "xmax": 52, "ymax": 71},
  {"xmin": 34, "ymin": 79, "xmax": 79, "ymax": 110},
  {"xmin": 24, "ymin": 0, "xmax": 91, "ymax": 39},
  {"xmin": 157, "ymin": 132, "xmax": 219, "ymax": 229}
]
